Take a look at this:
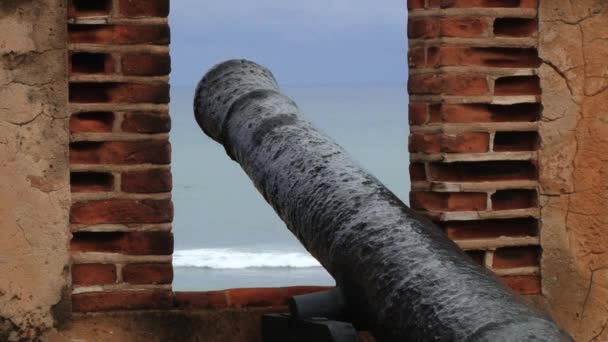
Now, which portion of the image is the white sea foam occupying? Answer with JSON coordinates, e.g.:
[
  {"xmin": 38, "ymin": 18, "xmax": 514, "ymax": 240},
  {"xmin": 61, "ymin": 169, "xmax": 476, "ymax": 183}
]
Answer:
[{"xmin": 173, "ymin": 248, "xmax": 322, "ymax": 269}]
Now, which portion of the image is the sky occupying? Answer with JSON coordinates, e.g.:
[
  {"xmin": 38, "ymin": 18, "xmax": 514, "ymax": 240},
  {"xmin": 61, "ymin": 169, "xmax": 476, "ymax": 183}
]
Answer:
[{"xmin": 169, "ymin": 0, "xmax": 408, "ymax": 87}]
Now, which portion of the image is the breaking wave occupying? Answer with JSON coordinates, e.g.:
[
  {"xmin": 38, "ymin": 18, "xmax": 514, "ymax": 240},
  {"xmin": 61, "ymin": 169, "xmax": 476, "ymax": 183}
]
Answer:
[{"xmin": 173, "ymin": 248, "xmax": 322, "ymax": 269}]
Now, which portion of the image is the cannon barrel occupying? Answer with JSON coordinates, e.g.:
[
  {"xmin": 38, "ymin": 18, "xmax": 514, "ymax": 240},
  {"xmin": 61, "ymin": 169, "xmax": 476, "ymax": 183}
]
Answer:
[{"xmin": 193, "ymin": 59, "xmax": 571, "ymax": 341}]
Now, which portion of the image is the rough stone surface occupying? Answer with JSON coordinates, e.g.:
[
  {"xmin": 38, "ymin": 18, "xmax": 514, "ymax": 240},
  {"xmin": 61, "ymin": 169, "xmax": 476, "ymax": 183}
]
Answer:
[
  {"xmin": 194, "ymin": 60, "xmax": 570, "ymax": 341},
  {"xmin": 0, "ymin": 1, "xmax": 71, "ymax": 340},
  {"xmin": 538, "ymin": 1, "xmax": 608, "ymax": 340}
]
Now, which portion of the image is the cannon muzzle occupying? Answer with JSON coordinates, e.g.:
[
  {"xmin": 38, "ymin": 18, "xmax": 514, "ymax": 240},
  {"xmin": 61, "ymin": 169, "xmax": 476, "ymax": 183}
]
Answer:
[{"xmin": 194, "ymin": 59, "xmax": 571, "ymax": 341}]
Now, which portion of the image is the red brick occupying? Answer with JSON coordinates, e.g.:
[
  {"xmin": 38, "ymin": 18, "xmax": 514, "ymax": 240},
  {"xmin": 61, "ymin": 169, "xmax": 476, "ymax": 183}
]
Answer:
[
  {"xmin": 70, "ymin": 112, "xmax": 114, "ymax": 133},
  {"xmin": 72, "ymin": 263, "xmax": 116, "ymax": 286},
  {"xmin": 68, "ymin": 0, "xmax": 111, "ymax": 17},
  {"xmin": 409, "ymin": 132, "xmax": 489, "ymax": 153},
  {"xmin": 442, "ymin": 132, "xmax": 490, "ymax": 153},
  {"xmin": 410, "ymin": 163, "xmax": 427, "ymax": 182},
  {"xmin": 70, "ymin": 52, "xmax": 115, "ymax": 74},
  {"xmin": 493, "ymin": 246, "xmax": 539, "ymax": 269},
  {"xmin": 408, "ymin": 74, "xmax": 489, "ymax": 96},
  {"xmin": 70, "ymin": 140, "xmax": 171, "ymax": 165},
  {"xmin": 501, "ymin": 275, "xmax": 541, "ymax": 295},
  {"xmin": 440, "ymin": 17, "xmax": 488, "ymax": 37},
  {"xmin": 441, "ymin": 218, "xmax": 538, "ymax": 240},
  {"xmin": 121, "ymin": 53, "xmax": 170, "ymax": 76},
  {"xmin": 494, "ymin": 75, "xmax": 541, "ymax": 96},
  {"xmin": 71, "ymin": 172, "xmax": 114, "ymax": 193},
  {"xmin": 409, "ymin": 103, "xmax": 428, "ymax": 125},
  {"xmin": 70, "ymin": 199, "xmax": 174, "ymax": 224},
  {"xmin": 282, "ymin": 286, "xmax": 335, "ymax": 298},
  {"xmin": 408, "ymin": 48, "xmax": 426, "ymax": 69},
  {"xmin": 436, "ymin": 103, "xmax": 541, "ymax": 123},
  {"xmin": 409, "ymin": 133, "xmax": 441, "ymax": 153},
  {"xmin": 121, "ymin": 113, "xmax": 171, "ymax": 133},
  {"xmin": 69, "ymin": 82, "xmax": 169, "ymax": 104},
  {"xmin": 429, "ymin": 47, "xmax": 540, "ymax": 68},
  {"xmin": 174, "ymin": 291, "xmax": 228, "ymax": 309},
  {"xmin": 68, "ymin": 24, "xmax": 170, "ymax": 45},
  {"xmin": 122, "ymin": 263, "xmax": 173, "ymax": 284},
  {"xmin": 492, "ymin": 189, "xmax": 537, "ymax": 210},
  {"xmin": 494, "ymin": 18, "xmax": 538, "ymax": 37},
  {"xmin": 72, "ymin": 290, "xmax": 174, "ymax": 312},
  {"xmin": 407, "ymin": 0, "xmax": 425, "ymax": 9},
  {"xmin": 428, "ymin": 161, "xmax": 536, "ymax": 182},
  {"xmin": 440, "ymin": 0, "xmax": 537, "ymax": 8},
  {"xmin": 408, "ymin": 19, "xmax": 440, "ymax": 39},
  {"xmin": 121, "ymin": 169, "xmax": 172, "ymax": 193},
  {"xmin": 227, "ymin": 288, "xmax": 289, "ymax": 308},
  {"xmin": 410, "ymin": 192, "xmax": 487, "ymax": 212},
  {"xmin": 71, "ymin": 231, "xmax": 174, "ymax": 255},
  {"xmin": 118, "ymin": 0, "xmax": 170, "ymax": 17}
]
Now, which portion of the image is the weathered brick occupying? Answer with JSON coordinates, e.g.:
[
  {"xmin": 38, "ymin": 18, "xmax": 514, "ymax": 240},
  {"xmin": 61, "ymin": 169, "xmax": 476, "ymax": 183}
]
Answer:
[
  {"xmin": 122, "ymin": 263, "xmax": 173, "ymax": 284},
  {"xmin": 71, "ymin": 172, "xmax": 114, "ymax": 193},
  {"xmin": 501, "ymin": 275, "xmax": 541, "ymax": 295},
  {"xmin": 411, "ymin": 192, "xmax": 487, "ymax": 211},
  {"xmin": 494, "ymin": 18, "xmax": 538, "ymax": 37},
  {"xmin": 408, "ymin": 74, "xmax": 489, "ymax": 96},
  {"xmin": 121, "ymin": 169, "xmax": 172, "ymax": 193},
  {"xmin": 69, "ymin": 82, "xmax": 169, "ymax": 104},
  {"xmin": 491, "ymin": 189, "xmax": 537, "ymax": 210},
  {"xmin": 118, "ymin": 0, "xmax": 170, "ymax": 17},
  {"xmin": 494, "ymin": 75, "xmax": 541, "ymax": 96},
  {"xmin": 70, "ymin": 199, "xmax": 174, "ymax": 224},
  {"xmin": 440, "ymin": 0, "xmax": 537, "ymax": 8},
  {"xmin": 121, "ymin": 53, "xmax": 170, "ymax": 76},
  {"xmin": 442, "ymin": 132, "xmax": 490, "ymax": 153},
  {"xmin": 72, "ymin": 290, "xmax": 174, "ymax": 312},
  {"xmin": 410, "ymin": 163, "xmax": 427, "ymax": 182},
  {"xmin": 71, "ymin": 231, "xmax": 174, "ymax": 255},
  {"xmin": 410, "ymin": 132, "xmax": 489, "ymax": 153},
  {"xmin": 407, "ymin": 0, "xmax": 426, "ymax": 9},
  {"xmin": 174, "ymin": 291, "xmax": 228, "ymax": 309},
  {"xmin": 70, "ymin": 52, "xmax": 115, "ymax": 74},
  {"xmin": 440, "ymin": 17, "xmax": 488, "ymax": 37},
  {"xmin": 409, "ymin": 17, "xmax": 488, "ymax": 38},
  {"xmin": 121, "ymin": 113, "xmax": 171, "ymax": 133},
  {"xmin": 70, "ymin": 112, "xmax": 114, "ymax": 133},
  {"xmin": 68, "ymin": 24, "xmax": 170, "ymax": 45},
  {"xmin": 428, "ymin": 46, "xmax": 540, "ymax": 68},
  {"xmin": 409, "ymin": 133, "xmax": 441, "ymax": 153},
  {"xmin": 435, "ymin": 103, "xmax": 541, "ymax": 123},
  {"xmin": 493, "ymin": 246, "xmax": 539, "ymax": 269},
  {"xmin": 408, "ymin": 48, "xmax": 426, "ymax": 69},
  {"xmin": 70, "ymin": 140, "xmax": 171, "ymax": 165},
  {"xmin": 466, "ymin": 250, "xmax": 486, "ymax": 266},
  {"xmin": 409, "ymin": 103, "xmax": 428, "ymax": 125},
  {"xmin": 429, "ymin": 161, "xmax": 537, "ymax": 182},
  {"xmin": 227, "ymin": 288, "xmax": 289, "ymax": 308},
  {"xmin": 441, "ymin": 218, "xmax": 538, "ymax": 240},
  {"xmin": 72, "ymin": 263, "xmax": 116, "ymax": 286}
]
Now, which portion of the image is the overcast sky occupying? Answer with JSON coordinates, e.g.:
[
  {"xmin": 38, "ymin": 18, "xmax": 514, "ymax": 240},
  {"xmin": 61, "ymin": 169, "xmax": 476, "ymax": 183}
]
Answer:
[{"xmin": 169, "ymin": 0, "xmax": 407, "ymax": 87}]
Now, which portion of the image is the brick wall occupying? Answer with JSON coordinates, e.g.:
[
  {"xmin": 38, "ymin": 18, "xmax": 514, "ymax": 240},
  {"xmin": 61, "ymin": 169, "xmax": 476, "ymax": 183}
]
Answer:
[
  {"xmin": 407, "ymin": 0, "xmax": 542, "ymax": 295},
  {"xmin": 67, "ymin": 0, "xmax": 174, "ymax": 311}
]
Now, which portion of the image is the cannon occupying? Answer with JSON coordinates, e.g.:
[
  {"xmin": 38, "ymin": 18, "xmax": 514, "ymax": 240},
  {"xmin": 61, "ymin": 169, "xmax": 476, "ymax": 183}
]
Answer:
[{"xmin": 194, "ymin": 59, "xmax": 572, "ymax": 341}]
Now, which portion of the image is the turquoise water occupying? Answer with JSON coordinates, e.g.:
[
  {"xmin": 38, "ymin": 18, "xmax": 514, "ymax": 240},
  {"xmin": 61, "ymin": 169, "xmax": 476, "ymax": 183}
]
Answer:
[{"xmin": 170, "ymin": 85, "xmax": 409, "ymax": 290}]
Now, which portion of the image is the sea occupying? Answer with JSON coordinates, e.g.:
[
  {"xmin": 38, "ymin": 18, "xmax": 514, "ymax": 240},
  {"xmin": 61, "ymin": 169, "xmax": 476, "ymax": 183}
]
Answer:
[{"xmin": 170, "ymin": 84, "xmax": 410, "ymax": 291}]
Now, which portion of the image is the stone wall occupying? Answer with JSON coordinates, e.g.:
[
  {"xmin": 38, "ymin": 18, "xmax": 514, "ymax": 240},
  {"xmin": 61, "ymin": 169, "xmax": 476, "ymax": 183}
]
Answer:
[
  {"xmin": 538, "ymin": 1, "xmax": 608, "ymax": 340},
  {"xmin": 0, "ymin": 1, "xmax": 71, "ymax": 340}
]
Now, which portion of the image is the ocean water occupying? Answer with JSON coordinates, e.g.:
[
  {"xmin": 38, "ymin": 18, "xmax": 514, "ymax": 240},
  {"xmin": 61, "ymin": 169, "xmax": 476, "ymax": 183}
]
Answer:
[{"xmin": 170, "ymin": 84, "xmax": 409, "ymax": 291}]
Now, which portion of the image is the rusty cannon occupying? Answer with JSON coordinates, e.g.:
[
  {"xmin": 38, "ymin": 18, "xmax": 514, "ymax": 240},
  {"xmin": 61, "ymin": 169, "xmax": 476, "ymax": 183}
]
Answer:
[{"xmin": 193, "ymin": 59, "xmax": 571, "ymax": 341}]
